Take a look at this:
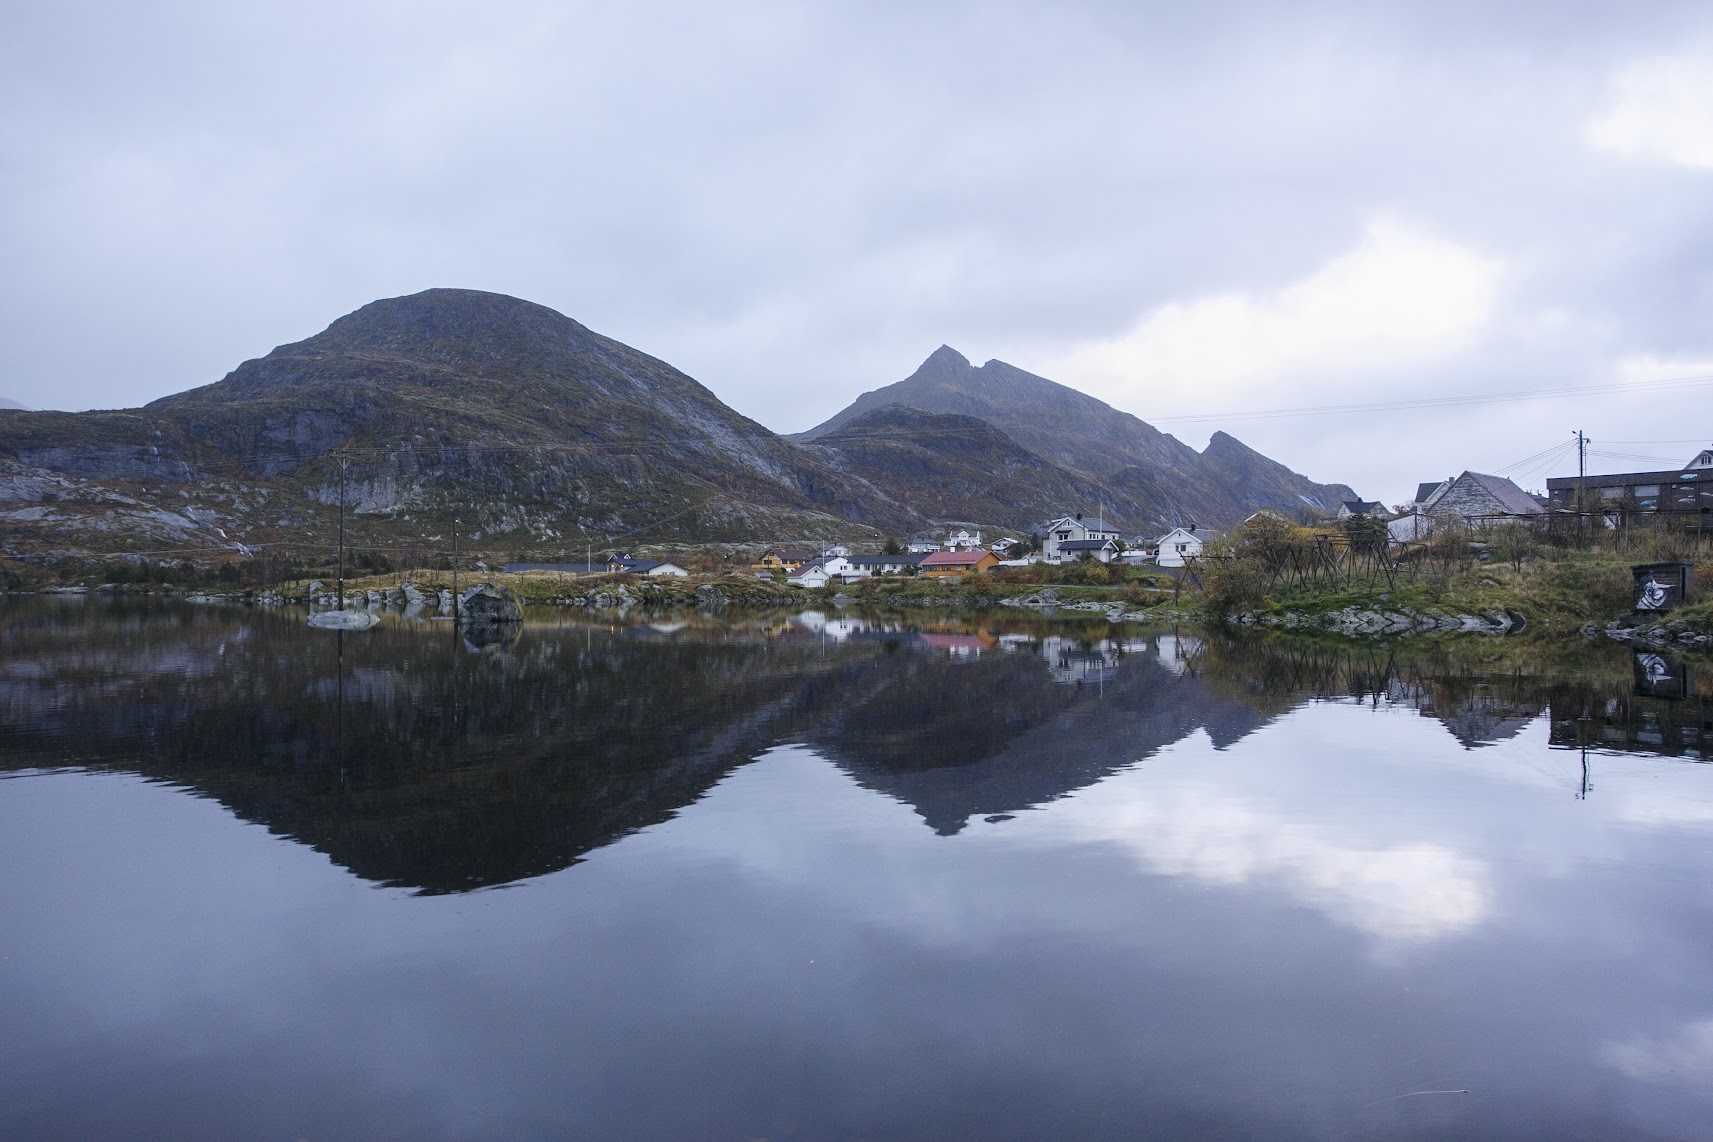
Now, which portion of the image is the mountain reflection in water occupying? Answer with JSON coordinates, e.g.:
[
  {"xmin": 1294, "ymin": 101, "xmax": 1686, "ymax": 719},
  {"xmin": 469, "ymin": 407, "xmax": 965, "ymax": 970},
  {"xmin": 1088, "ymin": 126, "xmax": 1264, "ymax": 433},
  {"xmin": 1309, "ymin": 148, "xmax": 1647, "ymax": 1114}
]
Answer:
[
  {"xmin": 7, "ymin": 597, "xmax": 1713, "ymax": 1140},
  {"xmin": 0, "ymin": 598, "xmax": 1705, "ymax": 894}
]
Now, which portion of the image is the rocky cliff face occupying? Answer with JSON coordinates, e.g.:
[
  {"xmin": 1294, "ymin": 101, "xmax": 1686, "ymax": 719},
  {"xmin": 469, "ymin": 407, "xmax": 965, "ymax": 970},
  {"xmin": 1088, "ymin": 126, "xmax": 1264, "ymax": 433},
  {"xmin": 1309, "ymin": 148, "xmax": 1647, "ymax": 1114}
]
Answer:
[{"xmin": 798, "ymin": 346, "xmax": 1358, "ymax": 529}]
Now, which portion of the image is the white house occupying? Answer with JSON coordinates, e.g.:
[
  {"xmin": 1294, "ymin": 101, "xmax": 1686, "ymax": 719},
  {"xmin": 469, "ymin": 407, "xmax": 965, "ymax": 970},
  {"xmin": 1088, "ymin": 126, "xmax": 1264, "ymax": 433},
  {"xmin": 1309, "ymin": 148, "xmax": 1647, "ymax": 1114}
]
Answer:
[
  {"xmin": 1155, "ymin": 526, "xmax": 1219, "ymax": 567},
  {"xmin": 944, "ymin": 528, "xmax": 983, "ymax": 550},
  {"xmin": 1056, "ymin": 537, "xmax": 1121, "ymax": 563},
  {"xmin": 1041, "ymin": 514, "xmax": 1122, "ymax": 562},
  {"xmin": 611, "ymin": 558, "xmax": 689, "ymax": 577},
  {"xmin": 787, "ymin": 555, "xmax": 857, "ymax": 587},
  {"xmin": 845, "ymin": 554, "xmax": 926, "ymax": 577},
  {"xmin": 906, "ymin": 536, "xmax": 941, "ymax": 554}
]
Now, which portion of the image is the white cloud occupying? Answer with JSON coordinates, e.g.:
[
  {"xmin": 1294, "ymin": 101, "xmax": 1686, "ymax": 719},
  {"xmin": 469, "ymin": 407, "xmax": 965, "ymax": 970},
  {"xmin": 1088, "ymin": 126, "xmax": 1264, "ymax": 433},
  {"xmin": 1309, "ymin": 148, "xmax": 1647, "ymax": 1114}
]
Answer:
[
  {"xmin": 1038, "ymin": 776, "xmax": 1491, "ymax": 944},
  {"xmin": 1588, "ymin": 50, "xmax": 1713, "ymax": 169},
  {"xmin": 1614, "ymin": 353, "xmax": 1713, "ymax": 385},
  {"xmin": 1603, "ymin": 1017, "xmax": 1713, "ymax": 1084},
  {"xmin": 1051, "ymin": 221, "xmax": 1502, "ymax": 406}
]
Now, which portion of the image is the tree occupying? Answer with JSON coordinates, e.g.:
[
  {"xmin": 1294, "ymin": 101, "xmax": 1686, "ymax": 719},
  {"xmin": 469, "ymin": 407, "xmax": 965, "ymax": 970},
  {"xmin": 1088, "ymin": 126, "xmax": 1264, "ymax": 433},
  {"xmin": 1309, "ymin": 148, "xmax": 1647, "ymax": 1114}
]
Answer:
[{"xmin": 881, "ymin": 536, "xmax": 903, "ymax": 556}]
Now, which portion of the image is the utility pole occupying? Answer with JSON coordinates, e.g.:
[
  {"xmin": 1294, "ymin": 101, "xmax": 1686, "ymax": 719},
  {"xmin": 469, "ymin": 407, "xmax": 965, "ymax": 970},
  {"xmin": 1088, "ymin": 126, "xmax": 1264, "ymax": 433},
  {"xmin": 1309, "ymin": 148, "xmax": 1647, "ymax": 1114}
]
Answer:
[
  {"xmin": 1575, "ymin": 430, "xmax": 1589, "ymax": 543},
  {"xmin": 452, "ymin": 517, "xmax": 460, "ymax": 619},
  {"xmin": 336, "ymin": 454, "xmax": 348, "ymax": 610}
]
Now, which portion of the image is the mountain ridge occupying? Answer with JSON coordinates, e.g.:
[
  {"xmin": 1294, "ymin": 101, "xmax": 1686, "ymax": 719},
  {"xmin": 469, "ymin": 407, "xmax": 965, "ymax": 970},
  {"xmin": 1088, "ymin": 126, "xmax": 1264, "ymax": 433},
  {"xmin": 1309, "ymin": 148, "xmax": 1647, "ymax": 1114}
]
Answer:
[
  {"xmin": 796, "ymin": 345, "xmax": 1356, "ymax": 527},
  {"xmin": 0, "ymin": 289, "xmax": 1360, "ymax": 563}
]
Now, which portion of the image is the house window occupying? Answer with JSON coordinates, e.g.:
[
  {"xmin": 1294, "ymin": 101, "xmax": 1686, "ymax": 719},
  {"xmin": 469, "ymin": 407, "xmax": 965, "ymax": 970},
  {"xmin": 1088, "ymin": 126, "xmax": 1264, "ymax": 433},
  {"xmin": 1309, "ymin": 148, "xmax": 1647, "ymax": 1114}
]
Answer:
[
  {"xmin": 1635, "ymin": 485, "xmax": 1660, "ymax": 511},
  {"xmin": 1600, "ymin": 486, "xmax": 1623, "ymax": 502}
]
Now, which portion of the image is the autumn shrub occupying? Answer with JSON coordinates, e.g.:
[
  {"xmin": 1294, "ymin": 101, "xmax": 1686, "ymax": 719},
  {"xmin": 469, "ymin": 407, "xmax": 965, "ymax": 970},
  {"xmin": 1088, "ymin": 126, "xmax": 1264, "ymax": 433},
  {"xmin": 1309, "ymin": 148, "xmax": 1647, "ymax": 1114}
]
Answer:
[{"xmin": 1199, "ymin": 557, "xmax": 1270, "ymax": 616}]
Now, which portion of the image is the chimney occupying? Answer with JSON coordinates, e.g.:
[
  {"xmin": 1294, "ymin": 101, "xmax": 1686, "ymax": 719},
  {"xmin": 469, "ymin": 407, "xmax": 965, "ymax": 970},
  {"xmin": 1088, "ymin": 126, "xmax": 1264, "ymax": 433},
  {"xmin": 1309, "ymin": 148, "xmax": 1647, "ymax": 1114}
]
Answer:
[{"xmin": 1075, "ymin": 512, "xmax": 1083, "ymax": 520}]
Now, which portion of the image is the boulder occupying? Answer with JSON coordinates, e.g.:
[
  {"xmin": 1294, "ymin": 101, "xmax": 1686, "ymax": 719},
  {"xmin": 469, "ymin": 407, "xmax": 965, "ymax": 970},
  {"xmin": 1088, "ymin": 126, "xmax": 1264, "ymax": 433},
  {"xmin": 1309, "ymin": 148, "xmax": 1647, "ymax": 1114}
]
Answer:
[
  {"xmin": 308, "ymin": 609, "xmax": 379, "ymax": 630},
  {"xmin": 458, "ymin": 583, "xmax": 523, "ymax": 626}
]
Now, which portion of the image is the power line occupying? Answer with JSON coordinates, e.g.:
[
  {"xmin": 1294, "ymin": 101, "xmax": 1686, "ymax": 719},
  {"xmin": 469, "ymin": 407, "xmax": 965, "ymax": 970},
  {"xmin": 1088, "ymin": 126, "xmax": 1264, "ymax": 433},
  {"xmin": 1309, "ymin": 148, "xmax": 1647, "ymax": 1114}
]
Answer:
[
  {"xmin": 1492, "ymin": 439, "xmax": 1575, "ymax": 477},
  {"xmin": 1149, "ymin": 373, "xmax": 1713, "ymax": 425}
]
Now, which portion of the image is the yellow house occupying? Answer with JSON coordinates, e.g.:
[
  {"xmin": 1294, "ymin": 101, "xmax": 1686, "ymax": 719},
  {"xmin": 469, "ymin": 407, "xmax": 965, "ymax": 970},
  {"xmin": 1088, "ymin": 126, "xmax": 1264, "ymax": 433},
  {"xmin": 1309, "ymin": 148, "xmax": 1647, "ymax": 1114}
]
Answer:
[{"xmin": 751, "ymin": 549, "xmax": 815, "ymax": 573}]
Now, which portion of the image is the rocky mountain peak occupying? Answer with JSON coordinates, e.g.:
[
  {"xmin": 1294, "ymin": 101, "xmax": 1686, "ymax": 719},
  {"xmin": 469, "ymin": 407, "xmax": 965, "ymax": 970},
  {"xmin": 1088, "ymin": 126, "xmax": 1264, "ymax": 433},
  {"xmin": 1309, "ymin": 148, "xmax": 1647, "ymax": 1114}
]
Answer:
[
  {"xmin": 269, "ymin": 288, "xmax": 597, "ymax": 369},
  {"xmin": 911, "ymin": 345, "xmax": 974, "ymax": 379}
]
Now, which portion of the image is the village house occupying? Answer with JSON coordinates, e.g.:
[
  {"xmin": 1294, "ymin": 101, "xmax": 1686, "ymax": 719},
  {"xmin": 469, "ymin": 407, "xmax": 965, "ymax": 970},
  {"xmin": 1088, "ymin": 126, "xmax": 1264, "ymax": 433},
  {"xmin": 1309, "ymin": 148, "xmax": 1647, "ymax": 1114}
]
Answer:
[
  {"xmin": 1546, "ymin": 445, "xmax": 1713, "ymax": 525},
  {"xmin": 1155, "ymin": 525, "xmax": 1219, "ymax": 568},
  {"xmin": 786, "ymin": 555, "xmax": 858, "ymax": 587},
  {"xmin": 610, "ymin": 557, "xmax": 689, "ymax": 577},
  {"xmin": 1041, "ymin": 514, "xmax": 1122, "ymax": 563},
  {"xmin": 919, "ymin": 549, "xmax": 1000, "ymax": 578},
  {"xmin": 1417, "ymin": 472, "xmax": 1545, "ymax": 525},
  {"xmin": 906, "ymin": 536, "xmax": 942, "ymax": 554},
  {"xmin": 844, "ymin": 553, "xmax": 926, "ymax": 577},
  {"xmin": 1057, "ymin": 537, "xmax": 1121, "ymax": 563},
  {"xmin": 989, "ymin": 537, "xmax": 1018, "ymax": 555},
  {"xmin": 1336, "ymin": 500, "xmax": 1388, "ymax": 520},
  {"xmin": 752, "ymin": 549, "xmax": 817, "ymax": 574},
  {"xmin": 944, "ymin": 528, "xmax": 983, "ymax": 550}
]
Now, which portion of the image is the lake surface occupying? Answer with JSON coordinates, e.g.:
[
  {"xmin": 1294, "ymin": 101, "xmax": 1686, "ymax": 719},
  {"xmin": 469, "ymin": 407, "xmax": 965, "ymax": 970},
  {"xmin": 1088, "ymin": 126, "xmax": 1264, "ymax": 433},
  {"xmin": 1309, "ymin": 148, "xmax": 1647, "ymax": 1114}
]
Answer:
[{"xmin": 4, "ymin": 597, "xmax": 1713, "ymax": 1140}]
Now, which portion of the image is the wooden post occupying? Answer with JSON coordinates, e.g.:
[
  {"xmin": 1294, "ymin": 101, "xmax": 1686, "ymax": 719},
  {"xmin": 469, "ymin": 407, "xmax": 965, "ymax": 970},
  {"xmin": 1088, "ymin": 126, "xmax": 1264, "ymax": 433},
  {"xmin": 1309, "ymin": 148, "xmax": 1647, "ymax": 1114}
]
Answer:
[{"xmin": 452, "ymin": 518, "xmax": 460, "ymax": 619}]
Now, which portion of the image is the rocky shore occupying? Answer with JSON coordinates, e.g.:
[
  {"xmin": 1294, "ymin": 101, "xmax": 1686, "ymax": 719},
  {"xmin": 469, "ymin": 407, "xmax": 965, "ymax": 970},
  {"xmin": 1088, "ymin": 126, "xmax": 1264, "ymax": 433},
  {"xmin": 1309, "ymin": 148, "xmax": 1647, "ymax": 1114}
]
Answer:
[
  {"xmin": 1584, "ymin": 614, "xmax": 1713, "ymax": 648},
  {"xmin": 1222, "ymin": 604, "xmax": 1528, "ymax": 638}
]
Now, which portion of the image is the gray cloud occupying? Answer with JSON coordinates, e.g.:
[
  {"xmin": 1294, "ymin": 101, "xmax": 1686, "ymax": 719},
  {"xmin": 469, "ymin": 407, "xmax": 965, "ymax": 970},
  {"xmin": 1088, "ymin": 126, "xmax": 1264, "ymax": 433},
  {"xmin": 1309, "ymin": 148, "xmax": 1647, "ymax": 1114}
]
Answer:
[{"xmin": 5, "ymin": 1, "xmax": 1713, "ymax": 503}]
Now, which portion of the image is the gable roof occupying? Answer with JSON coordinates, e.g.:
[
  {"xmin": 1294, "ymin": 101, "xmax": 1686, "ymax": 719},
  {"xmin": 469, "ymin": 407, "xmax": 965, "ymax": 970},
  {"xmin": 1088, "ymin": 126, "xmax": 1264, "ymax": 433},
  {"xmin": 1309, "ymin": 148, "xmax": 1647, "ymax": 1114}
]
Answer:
[
  {"xmin": 1415, "ymin": 481, "xmax": 1447, "ymax": 505},
  {"xmin": 1461, "ymin": 471, "xmax": 1546, "ymax": 515},
  {"xmin": 1058, "ymin": 538, "xmax": 1117, "ymax": 550},
  {"xmin": 1342, "ymin": 500, "xmax": 1384, "ymax": 513},
  {"xmin": 920, "ymin": 549, "xmax": 992, "ymax": 566},
  {"xmin": 846, "ymin": 553, "xmax": 926, "ymax": 566},
  {"xmin": 1045, "ymin": 514, "xmax": 1121, "ymax": 532}
]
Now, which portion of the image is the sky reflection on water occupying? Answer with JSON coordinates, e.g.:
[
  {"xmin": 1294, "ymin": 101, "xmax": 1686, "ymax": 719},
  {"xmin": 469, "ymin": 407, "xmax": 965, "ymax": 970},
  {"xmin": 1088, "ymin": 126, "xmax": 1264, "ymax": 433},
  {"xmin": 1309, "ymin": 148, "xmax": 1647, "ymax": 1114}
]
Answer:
[{"xmin": 3, "ymin": 599, "xmax": 1713, "ymax": 1139}]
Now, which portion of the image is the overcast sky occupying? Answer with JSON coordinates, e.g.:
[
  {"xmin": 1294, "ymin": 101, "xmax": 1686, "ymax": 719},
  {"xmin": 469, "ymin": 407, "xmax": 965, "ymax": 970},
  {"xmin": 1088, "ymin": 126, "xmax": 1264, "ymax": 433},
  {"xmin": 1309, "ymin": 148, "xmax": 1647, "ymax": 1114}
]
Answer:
[{"xmin": 5, "ymin": 0, "xmax": 1713, "ymax": 504}]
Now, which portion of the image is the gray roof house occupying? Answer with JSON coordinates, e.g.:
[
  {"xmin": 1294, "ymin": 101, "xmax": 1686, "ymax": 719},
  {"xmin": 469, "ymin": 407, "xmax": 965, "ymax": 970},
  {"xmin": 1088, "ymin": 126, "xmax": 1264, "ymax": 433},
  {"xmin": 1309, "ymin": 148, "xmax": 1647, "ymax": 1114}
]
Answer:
[
  {"xmin": 1337, "ymin": 500, "xmax": 1387, "ymax": 520},
  {"xmin": 1420, "ymin": 472, "xmax": 1545, "ymax": 522}
]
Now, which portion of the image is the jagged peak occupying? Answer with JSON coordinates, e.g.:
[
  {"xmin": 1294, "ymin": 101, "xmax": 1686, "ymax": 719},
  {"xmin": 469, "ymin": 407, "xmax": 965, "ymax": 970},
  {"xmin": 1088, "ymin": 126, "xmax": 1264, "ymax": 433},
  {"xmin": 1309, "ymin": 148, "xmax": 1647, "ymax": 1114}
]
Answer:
[
  {"xmin": 922, "ymin": 344, "xmax": 971, "ymax": 369},
  {"xmin": 1203, "ymin": 430, "xmax": 1258, "ymax": 456}
]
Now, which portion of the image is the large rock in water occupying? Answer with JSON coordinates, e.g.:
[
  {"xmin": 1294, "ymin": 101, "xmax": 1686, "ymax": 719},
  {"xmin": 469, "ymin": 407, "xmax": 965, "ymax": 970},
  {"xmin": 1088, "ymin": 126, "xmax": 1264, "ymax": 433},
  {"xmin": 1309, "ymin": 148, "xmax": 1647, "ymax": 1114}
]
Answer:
[
  {"xmin": 458, "ymin": 583, "xmax": 522, "ymax": 626},
  {"xmin": 308, "ymin": 609, "xmax": 379, "ymax": 631}
]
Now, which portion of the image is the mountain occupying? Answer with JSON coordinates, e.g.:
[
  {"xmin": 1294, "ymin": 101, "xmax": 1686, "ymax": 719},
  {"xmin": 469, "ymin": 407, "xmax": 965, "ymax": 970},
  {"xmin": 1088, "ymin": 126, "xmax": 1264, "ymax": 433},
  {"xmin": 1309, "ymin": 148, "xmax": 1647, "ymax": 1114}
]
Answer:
[
  {"xmin": 797, "ymin": 346, "xmax": 1357, "ymax": 529},
  {"xmin": 0, "ymin": 289, "xmax": 913, "ymax": 561},
  {"xmin": 808, "ymin": 404, "xmax": 1162, "ymax": 530},
  {"xmin": 0, "ymin": 397, "xmax": 27, "ymax": 411},
  {"xmin": 0, "ymin": 290, "xmax": 1361, "ymax": 567}
]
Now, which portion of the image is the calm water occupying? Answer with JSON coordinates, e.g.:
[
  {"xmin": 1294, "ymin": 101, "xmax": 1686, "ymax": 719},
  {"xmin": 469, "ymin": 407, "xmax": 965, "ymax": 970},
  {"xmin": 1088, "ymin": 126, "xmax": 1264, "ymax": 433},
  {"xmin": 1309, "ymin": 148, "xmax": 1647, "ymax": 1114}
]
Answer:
[{"xmin": 4, "ymin": 598, "xmax": 1713, "ymax": 1140}]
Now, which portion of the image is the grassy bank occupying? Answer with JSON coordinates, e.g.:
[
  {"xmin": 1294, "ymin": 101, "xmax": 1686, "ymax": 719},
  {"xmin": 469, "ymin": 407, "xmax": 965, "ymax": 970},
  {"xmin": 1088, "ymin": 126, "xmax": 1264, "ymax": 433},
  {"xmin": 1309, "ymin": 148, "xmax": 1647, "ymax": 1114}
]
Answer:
[{"xmin": 1198, "ymin": 513, "xmax": 1713, "ymax": 641}]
